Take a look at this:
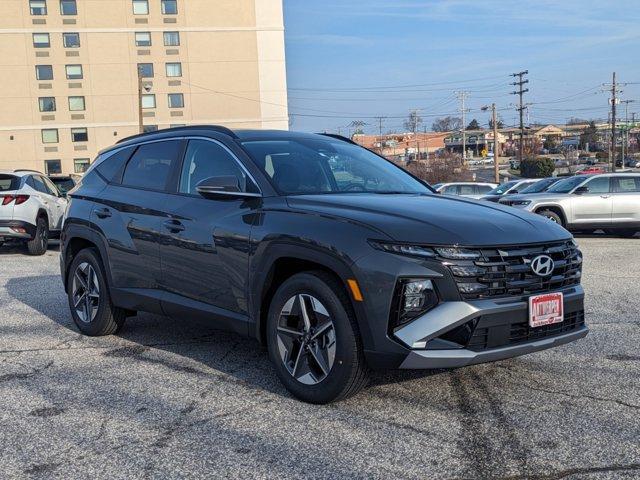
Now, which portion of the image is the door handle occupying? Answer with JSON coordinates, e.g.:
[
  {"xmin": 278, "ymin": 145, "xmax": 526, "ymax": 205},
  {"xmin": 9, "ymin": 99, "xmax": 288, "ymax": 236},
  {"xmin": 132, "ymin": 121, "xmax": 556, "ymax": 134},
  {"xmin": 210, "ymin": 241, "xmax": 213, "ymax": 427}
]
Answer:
[
  {"xmin": 163, "ymin": 219, "xmax": 185, "ymax": 232},
  {"xmin": 95, "ymin": 208, "xmax": 112, "ymax": 219},
  {"xmin": 600, "ymin": 195, "xmax": 611, "ymax": 199}
]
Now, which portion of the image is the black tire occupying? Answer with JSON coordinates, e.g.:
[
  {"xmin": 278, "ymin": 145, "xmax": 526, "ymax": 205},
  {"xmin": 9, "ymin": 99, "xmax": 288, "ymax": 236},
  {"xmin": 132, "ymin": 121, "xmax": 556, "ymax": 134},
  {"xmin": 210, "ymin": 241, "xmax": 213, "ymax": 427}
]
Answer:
[
  {"xmin": 538, "ymin": 209, "xmax": 563, "ymax": 227},
  {"xmin": 26, "ymin": 217, "xmax": 49, "ymax": 256},
  {"xmin": 67, "ymin": 248, "xmax": 127, "ymax": 336},
  {"xmin": 266, "ymin": 271, "xmax": 368, "ymax": 404}
]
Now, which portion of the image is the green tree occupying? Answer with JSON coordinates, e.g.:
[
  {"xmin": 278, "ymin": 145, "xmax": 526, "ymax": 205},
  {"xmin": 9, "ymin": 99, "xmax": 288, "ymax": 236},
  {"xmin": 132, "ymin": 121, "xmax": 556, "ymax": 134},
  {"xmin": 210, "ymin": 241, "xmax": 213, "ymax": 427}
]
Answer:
[{"xmin": 466, "ymin": 119, "xmax": 480, "ymax": 130}]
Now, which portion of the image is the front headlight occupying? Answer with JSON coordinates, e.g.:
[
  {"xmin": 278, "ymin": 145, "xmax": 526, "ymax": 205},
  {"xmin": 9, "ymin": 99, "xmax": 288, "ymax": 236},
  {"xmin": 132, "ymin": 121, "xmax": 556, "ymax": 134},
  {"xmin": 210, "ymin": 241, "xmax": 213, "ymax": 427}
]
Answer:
[
  {"xmin": 510, "ymin": 200, "xmax": 531, "ymax": 206},
  {"xmin": 370, "ymin": 241, "xmax": 435, "ymax": 258},
  {"xmin": 392, "ymin": 278, "xmax": 439, "ymax": 328}
]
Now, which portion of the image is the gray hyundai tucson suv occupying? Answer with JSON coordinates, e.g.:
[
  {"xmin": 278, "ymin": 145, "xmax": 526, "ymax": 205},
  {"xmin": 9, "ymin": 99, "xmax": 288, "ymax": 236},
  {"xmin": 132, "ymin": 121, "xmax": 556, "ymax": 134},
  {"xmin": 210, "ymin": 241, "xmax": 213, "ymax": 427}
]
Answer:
[{"xmin": 60, "ymin": 126, "xmax": 587, "ymax": 403}]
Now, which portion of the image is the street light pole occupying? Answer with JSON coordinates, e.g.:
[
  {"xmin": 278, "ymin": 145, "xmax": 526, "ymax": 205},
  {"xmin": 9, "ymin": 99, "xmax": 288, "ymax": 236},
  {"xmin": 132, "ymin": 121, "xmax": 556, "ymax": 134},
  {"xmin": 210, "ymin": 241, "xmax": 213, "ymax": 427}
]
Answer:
[{"xmin": 137, "ymin": 66, "xmax": 144, "ymax": 134}]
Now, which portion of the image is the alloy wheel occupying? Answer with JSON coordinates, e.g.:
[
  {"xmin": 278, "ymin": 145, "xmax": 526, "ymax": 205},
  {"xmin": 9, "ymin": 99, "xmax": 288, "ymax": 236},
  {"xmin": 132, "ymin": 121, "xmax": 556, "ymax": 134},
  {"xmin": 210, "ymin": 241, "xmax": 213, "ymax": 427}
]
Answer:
[
  {"xmin": 72, "ymin": 262, "xmax": 101, "ymax": 323},
  {"xmin": 276, "ymin": 294, "xmax": 337, "ymax": 385}
]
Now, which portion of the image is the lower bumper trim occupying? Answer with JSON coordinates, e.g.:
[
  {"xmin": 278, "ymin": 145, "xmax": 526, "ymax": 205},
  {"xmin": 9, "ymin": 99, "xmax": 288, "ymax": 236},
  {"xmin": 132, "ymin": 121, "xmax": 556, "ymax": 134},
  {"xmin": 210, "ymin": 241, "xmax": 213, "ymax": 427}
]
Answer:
[
  {"xmin": 399, "ymin": 325, "xmax": 588, "ymax": 369},
  {"xmin": 0, "ymin": 220, "xmax": 37, "ymax": 239}
]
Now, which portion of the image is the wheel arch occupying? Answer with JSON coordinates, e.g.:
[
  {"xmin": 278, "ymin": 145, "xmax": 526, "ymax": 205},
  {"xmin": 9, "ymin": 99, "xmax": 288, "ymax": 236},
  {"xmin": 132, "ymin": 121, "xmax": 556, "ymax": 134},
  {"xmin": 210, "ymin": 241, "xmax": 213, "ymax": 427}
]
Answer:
[
  {"xmin": 534, "ymin": 204, "xmax": 567, "ymax": 226},
  {"xmin": 250, "ymin": 245, "xmax": 371, "ymax": 349},
  {"xmin": 62, "ymin": 223, "xmax": 112, "ymax": 293}
]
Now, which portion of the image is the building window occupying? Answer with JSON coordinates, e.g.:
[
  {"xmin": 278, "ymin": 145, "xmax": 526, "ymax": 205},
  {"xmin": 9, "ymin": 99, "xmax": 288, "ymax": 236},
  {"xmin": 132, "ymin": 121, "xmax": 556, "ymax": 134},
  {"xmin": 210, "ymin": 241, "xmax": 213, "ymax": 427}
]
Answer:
[
  {"xmin": 168, "ymin": 93, "xmax": 184, "ymax": 108},
  {"xmin": 30, "ymin": 1, "xmax": 47, "ymax": 15},
  {"xmin": 60, "ymin": 0, "xmax": 77, "ymax": 15},
  {"xmin": 36, "ymin": 65, "xmax": 54, "ymax": 80},
  {"xmin": 42, "ymin": 129, "xmax": 59, "ymax": 143},
  {"xmin": 165, "ymin": 62, "xmax": 182, "ymax": 77},
  {"xmin": 65, "ymin": 64, "xmax": 83, "ymax": 79},
  {"xmin": 71, "ymin": 127, "xmax": 88, "ymax": 142},
  {"xmin": 33, "ymin": 33, "xmax": 51, "ymax": 48},
  {"xmin": 135, "ymin": 32, "xmax": 152, "ymax": 47},
  {"xmin": 63, "ymin": 32, "xmax": 80, "ymax": 48},
  {"xmin": 143, "ymin": 125, "xmax": 158, "ymax": 133},
  {"xmin": 132, "ymin": 0, "xmax": 148, "ymax": 15},
  {"xmin": 68, "ymin": 96, "xmax": 85, "ymax": 111},
  {"xmin": 74, "ymin": 158, "xmax": 90, "ymax": 173},
  {"xmin": 163, "ymin": 31, "xmax": 180, "ymax": 46},
  {"xmin": 161, "ymin": 0, "xmax": 177, "ymax": 15},
  {"xmin": 137, "ymin": 63, "xmax": 154, "ymax": 78},
  {"xmin": 141, "ymin": 94, "xmax": 156, "ymax": 109},
  {"xmin": 45, "ymin": 160, "xmax": 62, "ymax": 175},
  {"xmin": 39, "ymin": 97, "xmax": 56, "ymax": 112}
]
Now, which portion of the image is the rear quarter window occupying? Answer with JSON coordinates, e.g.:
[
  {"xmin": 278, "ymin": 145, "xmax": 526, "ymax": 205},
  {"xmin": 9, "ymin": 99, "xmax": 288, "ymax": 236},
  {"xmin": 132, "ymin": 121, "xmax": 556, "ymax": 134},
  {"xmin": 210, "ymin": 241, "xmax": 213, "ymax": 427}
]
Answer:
[
  {"xmin": 0, "ymin": 175, "xmax": 19, "ymax": 191},
  {"xmin": 95, "ymin": 146, "xmax": 136, "ymax": 183}
]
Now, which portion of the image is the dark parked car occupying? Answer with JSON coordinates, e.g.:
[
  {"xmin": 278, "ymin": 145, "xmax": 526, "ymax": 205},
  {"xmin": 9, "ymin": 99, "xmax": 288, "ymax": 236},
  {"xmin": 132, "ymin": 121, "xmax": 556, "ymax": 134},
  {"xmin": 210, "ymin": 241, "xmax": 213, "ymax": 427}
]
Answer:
[
  {"xmin": 48, "ymin": 174, "xmax": 80, "ymax": 196},
  {"xmin": 60, "ymin": 126, "xmax": 587, "ymax": 403}
]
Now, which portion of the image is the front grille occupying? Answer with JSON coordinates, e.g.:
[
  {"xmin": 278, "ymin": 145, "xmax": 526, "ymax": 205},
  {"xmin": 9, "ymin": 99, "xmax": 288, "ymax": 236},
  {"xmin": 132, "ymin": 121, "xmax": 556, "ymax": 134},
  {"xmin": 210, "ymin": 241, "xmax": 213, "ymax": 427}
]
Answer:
[
  {"xmin": 443, "ymin": 240, "xmax": 582, "ymax": 300},
  {"xmin": 466, "ymin": 310, "xmax": 585, "ymax": 351}
]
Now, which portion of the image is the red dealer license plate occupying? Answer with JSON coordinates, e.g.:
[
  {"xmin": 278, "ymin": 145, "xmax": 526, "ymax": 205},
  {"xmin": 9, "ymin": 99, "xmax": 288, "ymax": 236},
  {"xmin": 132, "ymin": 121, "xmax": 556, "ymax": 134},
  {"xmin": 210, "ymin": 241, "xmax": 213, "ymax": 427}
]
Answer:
[{"xmin": 529, "ymin": 292, "xmax": 564, "ymax": 328}]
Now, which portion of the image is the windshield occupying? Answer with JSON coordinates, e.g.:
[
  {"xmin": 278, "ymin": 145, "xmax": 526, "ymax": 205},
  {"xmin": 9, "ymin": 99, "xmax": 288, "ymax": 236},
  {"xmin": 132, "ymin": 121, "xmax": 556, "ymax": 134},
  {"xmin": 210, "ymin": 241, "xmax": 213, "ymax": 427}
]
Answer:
[
  {"xmin": 50, "ymin": 177, "xmax": 75, "ymax": 194},
  {"xmin": 241, "ymin": 138, "xmax": 431, "ymax": 195},
  {"xmin": 487, "ymin": 180, "xmax": 518, "ymax": 195},
  {"xmin": 546, "ymin": 176, "xmax": 588, "ymax": 193},
  {"xmin": 0, "ymin": 174, "xmax": 19, "ymax": 192},
  {"xmin": 520, "ymin": 178, "xmax": 558, "ymax": 194}
]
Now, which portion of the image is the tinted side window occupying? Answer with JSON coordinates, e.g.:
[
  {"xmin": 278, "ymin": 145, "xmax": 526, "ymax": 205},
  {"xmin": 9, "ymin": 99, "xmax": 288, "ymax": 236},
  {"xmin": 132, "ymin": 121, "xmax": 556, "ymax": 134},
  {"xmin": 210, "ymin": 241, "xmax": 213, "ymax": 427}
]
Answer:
[
  {"xmin": 613, "ymin": 176, "xmax": 640, "ymax": 192},
  {"xmin": 179, "ymin": 140, "xmax": 248, "ymax": 194},
  {"xmin": 96, "ymin": 146, "xmax": 136, "ymax": 183},
  {"xmin": 459, "ymin": 185, "xmax": 475, "ymax": 196},
  {"xmin": 584, "ymin": 176, "xmax": 610, "ymax": 194},
  {"xmin": 31, "ymin": 175, "xmax": 49, "ymax": 194},
  {"xmin": 122, "ymin": 141, "xmax": 182, "ymax": 191}
]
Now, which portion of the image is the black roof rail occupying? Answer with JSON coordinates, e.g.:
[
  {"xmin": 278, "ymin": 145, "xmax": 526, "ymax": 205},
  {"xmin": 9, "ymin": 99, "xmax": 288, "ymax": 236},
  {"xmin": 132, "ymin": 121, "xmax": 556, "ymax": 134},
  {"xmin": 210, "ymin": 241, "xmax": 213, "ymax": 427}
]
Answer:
[
  {"xmin": 116, "ymin": 125, "xmax": 239, "ymax": 144},
  {"xmin": 14, "ymin": 169, "xmax": 43, "ymax": 174},
  {"xmin": 319, "ymin": 133, "xmax": 358, "ymax": 145}
]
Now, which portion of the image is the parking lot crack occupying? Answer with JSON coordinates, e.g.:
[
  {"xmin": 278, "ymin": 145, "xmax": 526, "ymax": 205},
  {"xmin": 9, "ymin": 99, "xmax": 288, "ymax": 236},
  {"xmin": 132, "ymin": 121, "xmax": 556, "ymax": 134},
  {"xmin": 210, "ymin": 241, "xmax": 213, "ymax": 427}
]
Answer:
[
  {"xmin": 493, "ymin": 462, "xmax": 640, "ymax": 479},
  {"xmin": 520, "ymin": 382, "xmax": 640, "ymax": 411}
]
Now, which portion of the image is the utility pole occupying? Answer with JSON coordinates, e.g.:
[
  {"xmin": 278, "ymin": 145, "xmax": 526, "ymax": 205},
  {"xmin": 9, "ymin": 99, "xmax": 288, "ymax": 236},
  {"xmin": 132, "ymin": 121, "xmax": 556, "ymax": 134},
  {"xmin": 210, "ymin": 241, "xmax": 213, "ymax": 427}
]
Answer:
[
  {"xmin": 408, "ymin": 109, "xmax": 421, "ymax": 161},
  {"xmin": 603, "ymin": 72, "xmax": 622, "ymax": 172},
  {"xmin": 456, "ymin": 91, "xmax": 470, "ymax": 162},
  {"xmin": 137, "ymin": 65, "xmax": 145, "ymax": 133},
  {"xmin": 482, "ymin": 104, "xmax": 501, "ymax": 183},
  {"xmin": 511, "ymin": 70, "xmax": 529, "ymax": 163},
  {"xmin": 375, "ymin": 116, "xmax": 386, "ymax": 154},
  {"xmin": 620, "ymin": 100, "xmax": 635, "ymax": 162}
]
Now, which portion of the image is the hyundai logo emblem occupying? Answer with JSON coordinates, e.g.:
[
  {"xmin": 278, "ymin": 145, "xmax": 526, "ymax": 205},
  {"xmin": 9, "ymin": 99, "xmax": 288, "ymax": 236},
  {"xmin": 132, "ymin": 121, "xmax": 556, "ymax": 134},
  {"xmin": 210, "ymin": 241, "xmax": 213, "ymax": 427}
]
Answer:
[{"xmin": 531, "ymin": 255, "xmax": 555, "ymax": 277}]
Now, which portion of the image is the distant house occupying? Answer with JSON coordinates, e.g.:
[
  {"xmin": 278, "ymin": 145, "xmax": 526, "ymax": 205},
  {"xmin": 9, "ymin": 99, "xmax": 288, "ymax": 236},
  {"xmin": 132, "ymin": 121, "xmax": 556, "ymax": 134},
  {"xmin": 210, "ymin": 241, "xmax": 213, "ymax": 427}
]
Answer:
[{"xmin": 353, "ymin": 132, "xmax": 448, "ymax": 160}]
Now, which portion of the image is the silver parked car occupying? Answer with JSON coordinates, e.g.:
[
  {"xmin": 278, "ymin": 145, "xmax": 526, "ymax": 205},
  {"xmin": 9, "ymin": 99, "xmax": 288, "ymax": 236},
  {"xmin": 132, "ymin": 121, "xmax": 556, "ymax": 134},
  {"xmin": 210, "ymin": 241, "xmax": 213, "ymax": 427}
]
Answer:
[
  {"xmin": 499, "ymin": 173, "xmax": 640, "ymax": 237},
  {"xmin": 433, "ymin": 182, "xmax": 497, "ymax": 199}
]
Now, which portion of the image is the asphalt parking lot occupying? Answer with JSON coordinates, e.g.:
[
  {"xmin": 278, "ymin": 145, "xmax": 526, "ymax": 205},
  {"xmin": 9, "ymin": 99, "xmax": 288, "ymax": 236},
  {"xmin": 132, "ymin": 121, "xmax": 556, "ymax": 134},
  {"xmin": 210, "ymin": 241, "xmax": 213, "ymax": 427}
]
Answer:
[{"xmin": 1, "ymin": 237, "xmax": 639, "ymax": 479}]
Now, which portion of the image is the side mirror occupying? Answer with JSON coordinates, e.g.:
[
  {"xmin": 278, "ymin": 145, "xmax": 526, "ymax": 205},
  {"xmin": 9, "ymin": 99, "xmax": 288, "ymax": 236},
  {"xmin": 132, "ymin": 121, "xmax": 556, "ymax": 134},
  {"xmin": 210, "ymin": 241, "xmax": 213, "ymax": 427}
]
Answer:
[
  {"xmin": 573, "ymin": 186, "xmax": 589, "ymax": 195},
  {"xmin": 196, "ymin": 176, "xmax": 260, "ymax": 199}
]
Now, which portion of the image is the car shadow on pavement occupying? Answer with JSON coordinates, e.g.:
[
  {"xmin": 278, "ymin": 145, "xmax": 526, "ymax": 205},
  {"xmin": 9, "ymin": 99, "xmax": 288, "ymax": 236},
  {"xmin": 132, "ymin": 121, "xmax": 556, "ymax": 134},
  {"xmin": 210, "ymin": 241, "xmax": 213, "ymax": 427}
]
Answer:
[
  {"xmin": 0, "ymin": 242, "xmax": 60, "ymax": 255},
  {"xmin": 6, "ymin": 273, "xmax": 440, "ymax": 399}
]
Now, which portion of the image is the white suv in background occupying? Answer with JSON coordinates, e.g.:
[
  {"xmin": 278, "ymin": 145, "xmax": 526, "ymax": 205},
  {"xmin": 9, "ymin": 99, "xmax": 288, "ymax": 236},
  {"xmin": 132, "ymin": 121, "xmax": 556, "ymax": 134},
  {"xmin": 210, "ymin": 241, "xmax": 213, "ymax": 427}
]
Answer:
[{"xmin": 0, "ymin": 170, "xmax": 67, "ymax": 255}]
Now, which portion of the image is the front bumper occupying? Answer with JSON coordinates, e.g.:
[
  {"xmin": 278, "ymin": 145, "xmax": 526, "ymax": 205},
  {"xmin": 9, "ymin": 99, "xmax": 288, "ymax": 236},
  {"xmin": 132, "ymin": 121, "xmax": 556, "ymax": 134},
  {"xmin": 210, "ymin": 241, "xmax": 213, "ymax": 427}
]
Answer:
[
  {"xmin": 395, "ymin": 285, "xmax": 586, "ymax": 369},
  {"xmin": 0, "ymin": 220, "xmax": 36, "ymax": 239}
]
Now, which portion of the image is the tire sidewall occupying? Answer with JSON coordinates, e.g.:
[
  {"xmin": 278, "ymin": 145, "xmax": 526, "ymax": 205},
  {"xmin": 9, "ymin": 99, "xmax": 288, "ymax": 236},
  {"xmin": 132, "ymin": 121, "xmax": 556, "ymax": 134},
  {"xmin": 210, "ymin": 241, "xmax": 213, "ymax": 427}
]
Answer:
[
  {"xmin": 67, "ymin": 249, "xmax": 111, "ymax": 335},
  {"xmin": 266, "ymin": 273, "xmax": 359, "ymax": 404},
  {"xmin": 540, "ymin": 210, "xmax": 562, "ymax": 226}
]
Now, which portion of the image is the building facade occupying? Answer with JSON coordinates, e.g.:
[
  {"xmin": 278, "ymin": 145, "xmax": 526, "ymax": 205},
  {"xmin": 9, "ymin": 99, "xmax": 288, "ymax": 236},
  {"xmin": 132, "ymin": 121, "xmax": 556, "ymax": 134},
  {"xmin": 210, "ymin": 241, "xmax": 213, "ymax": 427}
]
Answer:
[{"xmin": 0, "ymin": 0, "xmax": 288, "ymax": 174}]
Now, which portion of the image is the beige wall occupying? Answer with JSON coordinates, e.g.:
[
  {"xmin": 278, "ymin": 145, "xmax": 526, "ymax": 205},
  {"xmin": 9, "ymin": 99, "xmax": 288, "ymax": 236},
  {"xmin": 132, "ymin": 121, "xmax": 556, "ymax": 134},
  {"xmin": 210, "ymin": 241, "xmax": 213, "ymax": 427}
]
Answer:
[{"xmin": 0, "ymin": 0, "xmax": 288, "ymax": 174}]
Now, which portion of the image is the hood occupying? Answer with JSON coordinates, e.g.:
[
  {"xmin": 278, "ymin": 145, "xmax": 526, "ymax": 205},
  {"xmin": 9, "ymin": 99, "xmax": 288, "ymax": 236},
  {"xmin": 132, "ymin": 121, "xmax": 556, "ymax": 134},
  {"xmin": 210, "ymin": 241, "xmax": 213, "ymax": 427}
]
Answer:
[{"xmin": 286, "ymin": 193, "xmax": 571, "ymax": 246}]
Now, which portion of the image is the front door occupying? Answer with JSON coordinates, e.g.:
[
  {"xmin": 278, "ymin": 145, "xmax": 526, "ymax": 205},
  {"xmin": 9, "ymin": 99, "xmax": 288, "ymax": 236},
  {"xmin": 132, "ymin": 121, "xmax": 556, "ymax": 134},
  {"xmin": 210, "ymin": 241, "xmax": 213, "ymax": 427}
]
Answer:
[
  {"xmin": 570, "ymin": 176, "xmax": 612, "ymax": 226},
  {"xmin": 159, "ymin": 138, "xmax": 261, "ymax": 334}
]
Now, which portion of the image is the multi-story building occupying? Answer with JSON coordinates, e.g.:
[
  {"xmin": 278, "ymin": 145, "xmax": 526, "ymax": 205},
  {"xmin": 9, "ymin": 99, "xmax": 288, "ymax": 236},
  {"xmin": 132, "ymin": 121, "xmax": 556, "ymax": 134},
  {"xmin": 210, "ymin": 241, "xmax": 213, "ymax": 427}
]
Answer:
[{"xmin": 0, "ymin": 0, "xmax": 288, "ymax": 174}]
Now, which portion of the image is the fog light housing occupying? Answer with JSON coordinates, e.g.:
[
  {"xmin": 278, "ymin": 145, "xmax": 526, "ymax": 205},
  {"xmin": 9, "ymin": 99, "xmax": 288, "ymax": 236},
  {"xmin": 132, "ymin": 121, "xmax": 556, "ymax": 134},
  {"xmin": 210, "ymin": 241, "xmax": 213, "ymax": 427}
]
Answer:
[{"xmin": 393, "ymin": 278, "xmax": 439, "ymax": 328}]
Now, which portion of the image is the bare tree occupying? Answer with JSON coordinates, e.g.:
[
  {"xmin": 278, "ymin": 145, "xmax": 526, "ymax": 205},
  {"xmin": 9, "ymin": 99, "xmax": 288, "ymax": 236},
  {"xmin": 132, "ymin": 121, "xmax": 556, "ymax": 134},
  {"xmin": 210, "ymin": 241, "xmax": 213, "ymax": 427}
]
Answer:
[
  {"xmin": 404, "ymin": 111, "xmax": 423, "ymax": 133},
  {"xmin": 432, "ymin": 116, "xmax": 462, "ymax": 132}
]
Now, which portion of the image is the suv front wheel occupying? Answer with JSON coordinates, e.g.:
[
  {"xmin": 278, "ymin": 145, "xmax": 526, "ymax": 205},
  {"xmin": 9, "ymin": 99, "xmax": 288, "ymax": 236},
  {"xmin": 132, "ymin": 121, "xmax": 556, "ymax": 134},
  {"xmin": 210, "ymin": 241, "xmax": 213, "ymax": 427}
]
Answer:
[
  {"xmin": 67, "ymin": 248, "xmax": 127, "ymax": 336},
  {"xmin": 266, "ymin": 271, "xmax": 368, "ymax": 404}
]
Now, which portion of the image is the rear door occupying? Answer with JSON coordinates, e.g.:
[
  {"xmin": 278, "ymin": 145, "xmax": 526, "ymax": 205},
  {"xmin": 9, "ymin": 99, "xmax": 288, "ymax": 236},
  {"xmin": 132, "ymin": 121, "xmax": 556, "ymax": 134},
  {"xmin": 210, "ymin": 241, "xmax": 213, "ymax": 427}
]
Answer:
[
  {"xmin": 570, "ymin": 176, "xmax": 612, "ymax": 226},
  {"xmin": 158, "ymin": 138, "xmax": 261, "ymax": 333},
  {"xmin": 93, "ymin": 139, "xmax": 184, "ymax": 312},
  {"xmin": 611, "ymin": 176, "xmax": 640, "ymax": 225},
  {"xmin": 40, "ymin": 175, "xmax": 67, "ymax": 230}
]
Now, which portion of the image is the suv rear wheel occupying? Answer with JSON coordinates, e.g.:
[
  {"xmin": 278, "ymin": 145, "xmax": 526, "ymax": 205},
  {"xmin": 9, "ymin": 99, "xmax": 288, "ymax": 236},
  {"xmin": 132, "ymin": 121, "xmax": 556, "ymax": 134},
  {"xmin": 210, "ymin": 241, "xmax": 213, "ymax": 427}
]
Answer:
[
  {"xmin": 266, "ymin": 271, "xmax": 368, "ymax": 404},
  {"xmin": 26, "ymin": 217, "xmax": 49, "ymax": 256},
  {"xmin": 67, "ymin": 248, "xmax": 127, "ymax": 336}
]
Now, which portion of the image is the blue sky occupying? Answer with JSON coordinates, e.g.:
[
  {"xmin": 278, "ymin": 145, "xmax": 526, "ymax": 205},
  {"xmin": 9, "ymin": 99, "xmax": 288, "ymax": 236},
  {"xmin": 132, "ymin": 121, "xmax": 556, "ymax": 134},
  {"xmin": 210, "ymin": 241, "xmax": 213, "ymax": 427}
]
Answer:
[{"xmin": 282, "ymin": 0, "xmax": 640, "ymax": 133}]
